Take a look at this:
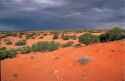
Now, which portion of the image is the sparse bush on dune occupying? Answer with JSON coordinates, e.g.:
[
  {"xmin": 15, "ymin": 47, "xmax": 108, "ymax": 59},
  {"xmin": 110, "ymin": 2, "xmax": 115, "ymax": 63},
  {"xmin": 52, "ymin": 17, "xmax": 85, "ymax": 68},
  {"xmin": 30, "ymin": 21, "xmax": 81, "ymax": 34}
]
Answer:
[
  {"xmin": 78, "ymin": 56, "xmax": 91, "ymax": 65},
  {"xmin": 31, "ymin": 41, "xmax": 60, "ymax": 52},
  {"xmin": 15, "ymin": 40, "xmax": 26, "ymax": 46},
  {"xmin": 0, "ymin": 50, "xmax": 8, "ymax": 60},
  {"xmin": 0, "ymin": 32, "xmax": 16, "ymax": 37},
  {"xmin": 16, "ymin": 46, "xmax": 31, "ymax": 54},
  {"xmin": 53, "ymin": 32, "xmax": 59, "ymax": 39},
  {"xmin": 0, "ymin": 47, "xmax": 7, "ymax": 50},
  {"xmin": 0, "ymin": 49, "xmax": 16, "ymax": 60},
  {"xmin": 39, "ymin": 36, "xmax": 44, "ymax": 39},
  {"xmin": 79, "ymin": 33, "xmax": 100, "ymax": 45},
  {"xmin": 62, "ymin": 35, "xmax": 77, "ymax": 40},
  {"xmin": 62, "ymin": 41, "xmax": 74, "ymax": 47},
  {"xmin": 4, "ymin": 39, "xmax": 13, "ymax": 45},
  {"xmin": 99, "ymin": 27, "xmax": 125, "ymax": 42},
  {"xmin": 6, "ymin": 49, "xmax": 17, "ymax": 58},
  {"xmin": 24, "ymin": 32, "xmax": 37, "ymax": 39},
  {"xmin": 73, "ymin": 43, "xmax": 82, "ymax": 47}
]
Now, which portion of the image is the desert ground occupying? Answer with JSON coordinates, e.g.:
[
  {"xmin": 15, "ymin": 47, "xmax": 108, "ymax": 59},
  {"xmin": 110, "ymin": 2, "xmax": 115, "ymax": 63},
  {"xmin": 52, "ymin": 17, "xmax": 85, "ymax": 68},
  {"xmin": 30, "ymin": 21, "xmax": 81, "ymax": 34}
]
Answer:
[{"xmin": 1, "ymin": 29, "xmax": 125, "ymax": 81}]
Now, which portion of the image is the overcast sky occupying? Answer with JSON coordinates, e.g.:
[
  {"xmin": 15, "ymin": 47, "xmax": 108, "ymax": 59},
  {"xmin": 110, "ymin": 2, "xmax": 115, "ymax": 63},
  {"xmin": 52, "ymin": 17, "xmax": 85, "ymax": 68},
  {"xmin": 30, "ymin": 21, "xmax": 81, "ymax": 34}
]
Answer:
[{"xmin": 0, "ymin": 0, "xmax": 125, "ymax": 31}]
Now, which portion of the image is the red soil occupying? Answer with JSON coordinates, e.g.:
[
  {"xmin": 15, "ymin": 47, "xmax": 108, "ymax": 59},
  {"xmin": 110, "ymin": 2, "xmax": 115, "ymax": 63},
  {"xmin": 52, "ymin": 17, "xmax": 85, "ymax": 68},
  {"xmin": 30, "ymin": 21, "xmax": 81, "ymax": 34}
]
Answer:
[{"xmin": 1, "ymin": 40, "xmax": 125, "ymax": 81}]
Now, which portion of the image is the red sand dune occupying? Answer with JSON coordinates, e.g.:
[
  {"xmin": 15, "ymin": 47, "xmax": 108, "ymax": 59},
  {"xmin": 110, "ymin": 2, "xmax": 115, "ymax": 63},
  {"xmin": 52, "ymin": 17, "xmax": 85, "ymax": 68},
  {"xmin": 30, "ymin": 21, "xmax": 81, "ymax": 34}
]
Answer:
[{"xmin": 1, "ymin": 40, "xmax": 125, "ymax": 81}]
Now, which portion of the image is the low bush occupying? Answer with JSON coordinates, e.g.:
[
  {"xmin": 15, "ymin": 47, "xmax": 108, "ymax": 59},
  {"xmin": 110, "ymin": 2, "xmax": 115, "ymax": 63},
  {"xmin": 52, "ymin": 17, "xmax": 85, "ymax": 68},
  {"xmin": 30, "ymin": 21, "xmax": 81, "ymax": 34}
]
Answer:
[
  {"xmin": 79, "ymin": 33, "xmax": 100, "ymax": 45},
  {"xmin": 73, "ymin": 43, "xmax": 81, "ymax": 47},
  {"xmin": 0, "ymin": 47, "xmax": 7, "ymax": 50},
  {"xmin": 0, "ymin": 49, "xmax": 16, "ymax": 60},
  {"xmin": 62, "ymin": 41, "xmax": 74, "ymax": 47},
  {"xmin": 4, "ymin": 40, "xmax": 12, "ymax": 45},
  {"xmin": 99, "ymin": 27, "xmax": 125, "ymax": 42},
  {"xmin": 78, "ymin": 56, "xmax": 91, "ymax": 65},
  {"xmin": 7, "ymin": 49, "xmax": 17, "ymax": 58},
  {"xmin": 15, "ymin": 40, "xmax": 26, "ymax": 46},
  {"xmin": 53, "ymin": 33, "xmax": 59, "ymax": 39},
  {"xmin": 0, "ymin": 50, "xmax": 8, "ymax": 60},
  {"xmin": 25, "ymin": 33, "xmax": 35, "ymax": 39},
  {"xmin": 31, "ymin": 41, "xmax": 60, "ymax": 52},
  {"xmin": 16, "ymin": 46, "xmax": 31, "ymax": 54},
  {"xmin": 62, "ymin": 35, "xmax": 77, "ymax": 40}
]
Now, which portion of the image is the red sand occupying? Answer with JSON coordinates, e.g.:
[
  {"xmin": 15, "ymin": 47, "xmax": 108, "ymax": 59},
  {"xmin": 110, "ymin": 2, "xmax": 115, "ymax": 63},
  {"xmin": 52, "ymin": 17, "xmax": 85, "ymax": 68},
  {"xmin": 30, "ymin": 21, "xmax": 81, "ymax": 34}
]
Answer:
[{"xmin": 1, "ymin": 40, "xmax": 125, "ymax": 81}]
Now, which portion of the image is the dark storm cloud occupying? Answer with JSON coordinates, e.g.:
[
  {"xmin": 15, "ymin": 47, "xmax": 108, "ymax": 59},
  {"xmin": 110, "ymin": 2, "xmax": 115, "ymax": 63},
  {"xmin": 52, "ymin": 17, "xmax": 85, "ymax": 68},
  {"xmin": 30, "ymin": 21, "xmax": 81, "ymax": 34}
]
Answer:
[{"xmin": 0, "ymin": 0, "xmax": 125, "ymax": 31}]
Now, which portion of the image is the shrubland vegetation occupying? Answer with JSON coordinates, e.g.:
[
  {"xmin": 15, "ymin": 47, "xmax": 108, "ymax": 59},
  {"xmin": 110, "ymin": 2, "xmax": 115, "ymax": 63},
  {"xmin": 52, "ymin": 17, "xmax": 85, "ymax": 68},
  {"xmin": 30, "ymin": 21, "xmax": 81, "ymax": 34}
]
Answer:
[
  {"xmin": 16, "ymin": 46, "xmax": 31, "ymax": 54},
  {"xmin": 4, "ymin": 39, "xmax": 13, "ymax": 45},
  {"xmin": 99, "ymin": 27, "xmax": 125, "ymax": 42},
  {"xmin": 79, "ymin": 27, "xmax": 125, "ymax": 45},
  {"xmin": 79, "ymin": 33, "xmax": 100, "ymax": 45},
  {"xmin": 53, "ymin": 32, "xmax": 59, "ymax": 39},
  {"xmin": 15, "ymin": 40, "xmax": 26, "ymax": 46},
  {"xmin": 62, "ymin": 35, "xmax": 77, "ymax": 40},
  {"xmin": 31, "ymin": 41, "xmax": 60, "ymax": 52},
  {"xmin": 0, "ymin": 48, "xmax": 16, "ymax": 60},
  {"xmin": 62, "ymin": 41, "xmax": 74, "ymax": 47},
  {"xmin": 0, "ymin": 27, "xmax": 125, "ymax": 60}
]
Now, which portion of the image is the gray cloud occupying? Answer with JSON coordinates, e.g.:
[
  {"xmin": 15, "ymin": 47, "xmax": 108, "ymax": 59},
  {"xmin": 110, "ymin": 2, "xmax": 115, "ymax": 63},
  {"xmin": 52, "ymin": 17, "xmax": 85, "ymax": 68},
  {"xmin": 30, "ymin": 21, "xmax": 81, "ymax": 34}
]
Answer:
[{"xmin": 0, "ymin": 0, "xmax": 125, "ymax": 31}]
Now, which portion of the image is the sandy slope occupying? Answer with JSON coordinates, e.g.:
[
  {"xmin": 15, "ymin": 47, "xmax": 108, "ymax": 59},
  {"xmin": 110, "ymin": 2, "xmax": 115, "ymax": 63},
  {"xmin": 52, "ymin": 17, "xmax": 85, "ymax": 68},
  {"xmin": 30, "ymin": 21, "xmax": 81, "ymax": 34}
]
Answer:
[{"xmin": 1, "ymin": 40, "xmax": 125, "ymax": 81}]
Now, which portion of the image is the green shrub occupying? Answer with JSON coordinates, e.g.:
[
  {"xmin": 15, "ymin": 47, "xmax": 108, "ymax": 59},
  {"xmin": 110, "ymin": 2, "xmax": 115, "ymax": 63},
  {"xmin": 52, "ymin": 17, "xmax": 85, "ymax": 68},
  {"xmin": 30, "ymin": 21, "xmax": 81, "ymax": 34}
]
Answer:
[
  {"xmin": 25, "ymin": 33, "xmax": 35, "ymax": 39},
  {"xmin": 0, "ymin": 47, "xmax": 7, "ymax": 50},
  {"xmin": 16, "ymin": 46, "xmax": 31, "ymax": 54},
  {"xmin": 99, "ymin": 27, "xmax": 125, "ymax": 42},
  {"xmin": 15, "ymin": 40, "xmax": 26, "ymax": 46},
  {"xmin": 4, "ymin": 40, "xmax": 12, "ymax": 45},
  {"xmin": 62, "ymin": 35, "xmax": 77, "ymax": 40},
  {"xmin": 0, "ymin": 50, "xmax": 8, "ymax": 60},
  {"xmin": 0, "ymin": 49, "xmax": 16, "ymax": 60},
  {"xmin": 62, "ymin": 41, "xmax": 74, "ymax": 47},
  {"xmin": 7, "ymin": 49, "xmax": 17, "ymax": 58},
  {"xmin": 31, "ymin": 41, "xmax": 60, "ymax": 52},
  {"xmin": 73, "ymin": 43, "xmax": 81, "ymax": 47},
  {"xmin": 79, "ymin": 33, "xmax": 100, "ymax": 45}
]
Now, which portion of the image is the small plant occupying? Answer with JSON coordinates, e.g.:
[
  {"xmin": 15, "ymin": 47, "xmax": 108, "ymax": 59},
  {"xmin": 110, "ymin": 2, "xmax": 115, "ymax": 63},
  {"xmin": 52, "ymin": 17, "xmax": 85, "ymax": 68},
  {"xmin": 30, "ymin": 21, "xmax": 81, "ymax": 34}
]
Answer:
[
  {"xmin": 25, "ymin": 33, "xmax": 36, "ymax": 39},
  {"xmin": 62, "ymin": 41, "xmax": 74, "ymax": 47},
  {"xmin": 4, "ymin": 40, "xmax": 12, "ymax": 45},
  {"xmin": 78, "ymin": 56, "xmax": 91, "ymax": 65},
  {"xmin": 31, "ymin": 41, "xmax": 60, "ymax": 52},
  {"xmin": 0, "ymin": 50, "xmax": 8, "ymax": 60},
  {"xmin": 7, "ymin": 49, "xmax": 17, "ymax": 58},
  {"xmin": 53, "ymin": 33, "xmax": 59, "ymax": 39},
  {"xmin": 13, "ymin": 73, "xmax": 18, "ymax": 78},
  {"xmin": 73, "ymin": 43, "xmax": 81, "ymax": 47},
  {"xmin": 39, "ymin": 36, "xmax": 44, "ymax": 39},
  {"xmin": 16, "ymin": 46, "xmax": 31, "ymax": 54},
  {"xmin": 62, "ymin": 35, "xmax": 77, "ymax": 40},
  {"xmin": 0, "ymin": 47, "xmax": 7, "ymax": 50},
  {"xmin": 79, "ymin": 33, "xmax": 100, "ymax": 45},
  {"xmin": 15, "ymin": 40, "xmax": 26, "ymax": 46}
]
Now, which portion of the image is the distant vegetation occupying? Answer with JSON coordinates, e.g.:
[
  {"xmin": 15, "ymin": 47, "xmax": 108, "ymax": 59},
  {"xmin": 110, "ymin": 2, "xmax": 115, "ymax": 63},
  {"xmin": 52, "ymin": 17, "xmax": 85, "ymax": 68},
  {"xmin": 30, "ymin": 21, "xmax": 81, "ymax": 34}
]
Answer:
[
  {"xmin": 62, "ymin": 41, "xmax": 74, "ymax": 47},
  {"xmin": 31, "ymin": 41, "xmax": 60, "ymax": 52},
  {"xmin": 0, "ymin": 27, "xmax": 125, "ymax": 60},
  {"xmin": 16, "ymin": 46, "xmax": 31, "ymax": 54},
  {"xmin": 99, "ymin": 27, "xmax": 125, "ymax": 42},
  {"xmin": 0, "ymin": 49, "xmax": 16, "ymax": 60},
  {"xmin": 79, "ymin": 27, "xmax": 125, "ymax": 45},
  {"xmin": 79, "ymin": 33, "xmax": 100, "ymax": 45},
  {"xmin": 15, "ymin": 40, "xmax": 26, "ymax": 46},
  {"xmin": 4, "ymin": 39, "xmax": 13, "ymax": 45},
  {"xmin": 62, "ymin": 35, "xmax": 77, "ymax": 40}
]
